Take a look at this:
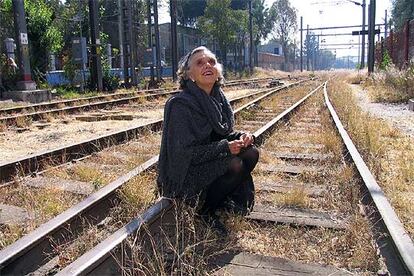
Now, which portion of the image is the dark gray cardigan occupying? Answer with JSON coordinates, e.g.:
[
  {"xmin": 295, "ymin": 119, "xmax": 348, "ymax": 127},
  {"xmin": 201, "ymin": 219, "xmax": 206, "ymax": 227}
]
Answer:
[{"xmin": 157, "ymin": 82, "xmax": 241, "ymax": 199}]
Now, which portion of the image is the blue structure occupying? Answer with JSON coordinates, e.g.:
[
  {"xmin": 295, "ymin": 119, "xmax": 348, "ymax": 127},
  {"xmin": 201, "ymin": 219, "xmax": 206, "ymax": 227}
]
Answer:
[{"xmin": 46, "ymin": 66, "xmax": 173, "ymax": 87}]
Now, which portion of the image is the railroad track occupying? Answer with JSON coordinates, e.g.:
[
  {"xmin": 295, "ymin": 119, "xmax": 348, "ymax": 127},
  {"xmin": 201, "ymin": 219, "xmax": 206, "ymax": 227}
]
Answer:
[
  {"xmin": 0, "ymin": 80, "xmax": 302, "ymax": 184},
  {"xmin": 9, "ymin": 81, "xmax": 410, "ymax": 275},
  {"xmin": 0, "ymin": 77, "xmax": 276, "ymax": 127},
  {"xmin": 0, "ymin": 80, "xmax": 316, "ymax": 275}
]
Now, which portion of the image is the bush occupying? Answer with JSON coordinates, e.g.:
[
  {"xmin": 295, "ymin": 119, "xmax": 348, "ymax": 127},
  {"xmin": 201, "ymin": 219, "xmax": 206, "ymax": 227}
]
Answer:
[
  {"xmin": 368, "ymin": 63, "xmax": 414, "ymax": 103},
  {"xmin": 379, "ymin": 50, "xmax": 392, "ymax": 71}
]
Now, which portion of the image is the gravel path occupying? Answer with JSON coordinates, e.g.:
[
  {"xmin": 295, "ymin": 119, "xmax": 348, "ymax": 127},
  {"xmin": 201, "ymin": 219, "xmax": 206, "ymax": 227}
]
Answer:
[{"xmin": 349, "ymin": 84, "xmax": 414, "ymax": 137}]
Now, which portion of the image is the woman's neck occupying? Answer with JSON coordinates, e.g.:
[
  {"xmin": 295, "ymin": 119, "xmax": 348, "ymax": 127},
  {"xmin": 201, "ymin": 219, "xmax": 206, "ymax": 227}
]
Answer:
[{"xmin": 197, "ymin": 83, "xmax": 214, "ymax": 95}]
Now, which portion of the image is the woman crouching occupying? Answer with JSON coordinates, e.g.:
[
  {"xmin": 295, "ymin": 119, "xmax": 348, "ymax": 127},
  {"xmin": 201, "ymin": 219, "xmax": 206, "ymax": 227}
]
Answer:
[{"xmin": 157, "ymin": 46, "xmax": 259, "ymax": 224}]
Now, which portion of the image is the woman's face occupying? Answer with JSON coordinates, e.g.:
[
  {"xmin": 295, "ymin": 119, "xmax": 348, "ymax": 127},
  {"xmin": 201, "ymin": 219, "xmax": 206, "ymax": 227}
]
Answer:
[{"xmin": 188, "ymin": 51, "xmax": 219, "ymax": 89}]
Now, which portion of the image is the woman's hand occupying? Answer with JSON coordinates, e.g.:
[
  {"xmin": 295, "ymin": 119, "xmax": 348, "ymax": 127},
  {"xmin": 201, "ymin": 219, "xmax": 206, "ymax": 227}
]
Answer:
[
  {"xmin": 228, "ymin": 140, "xmax": 245, "ymax": 155},
  {"xmin": 240, "ymin": 133, "xmax": 254, "ymax": 147}
]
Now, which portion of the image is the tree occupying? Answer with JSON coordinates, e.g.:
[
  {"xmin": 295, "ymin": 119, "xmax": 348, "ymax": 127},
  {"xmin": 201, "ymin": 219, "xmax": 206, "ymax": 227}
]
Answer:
[
  {"xmin": 177, "ymin": 0, "xmax": 206, "ymax": 26},
  {"xmin": 2, "ymin": 0, "xmax": 63, "ymax": 77},
  {"xmin": 197, "ymin": 0, "xmax": 245, "ymax": 66},
  {"xmin": 391, "ymin": 0, "xmax": 414, "ymax": 31},
  {"xmin": 269, "ymin": 0, "xmax": 297, "ymax": 70},
  {"xmin": 304, "ymin": 32, "xmax": 318, "ymax": 71},
  {"xmin": 252, "ymin": 0, "xmax": 275, "ymax": 66},
  {"xmin": 176, "ymin": 0, "xmax": 248, "ymax": 27}
]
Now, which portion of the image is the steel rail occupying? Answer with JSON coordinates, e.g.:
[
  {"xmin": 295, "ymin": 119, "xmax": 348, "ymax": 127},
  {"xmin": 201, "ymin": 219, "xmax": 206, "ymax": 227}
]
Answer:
[
  {"xmin": 0, "ymin": 88, "xmax": 165, "ymax": 116},
  {"xmin": 0, "ymin": 77, "xmax": 274, "ymax": 117},
  {"xmin": 324, "ymin": 83, "xmax": 414, "ymax": 275},
  {"xmin": 0, "ymin": 82, "xmax": 297, "ymax": 184},
  {"xmin": 0, "ymin": 90, "xmax": 178, "ymax": 125},
  {"xmin": 0, "ymin": 79, "xmax": 307, "ymax": 275},
  {"xmin": 56, "ymin": 82, "xmax": 325, "ymax": 276}
]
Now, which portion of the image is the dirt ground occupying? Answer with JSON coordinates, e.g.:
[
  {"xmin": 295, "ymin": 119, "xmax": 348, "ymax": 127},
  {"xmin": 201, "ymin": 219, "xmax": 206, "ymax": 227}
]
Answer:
[
  {"xmin": 349, "ymin": 84, "xmax": 414, "ymax": 138},
  {"xmin": 0, "ymin": 88, "xmax": 262, "ymax": 163}
]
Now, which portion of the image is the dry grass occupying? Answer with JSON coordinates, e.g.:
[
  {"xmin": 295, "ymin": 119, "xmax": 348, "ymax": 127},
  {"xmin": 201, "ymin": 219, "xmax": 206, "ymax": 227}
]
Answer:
[
  {"xmin": 120, "ymin": 201, "xmax": 231, "ymax": 275},
  {"xmin": 14, "ymin": 116, "xmax": 32, "ymax": 128},
  {"xmin": 363, "ymin": 65, "xmax": 414, "ymax": 103},
  {"xmin": 230, "ymin": 213, "xmax": 378, "ymax": 273},
  {"xmin": 0, "ymin": 183, "xmax": 81, "ymax": 250},
  {"xmin": 69, "ymin": 165, "xmax": 108, "ymax": 188},
  {"xmin": 0, "ymin": 224, "xmax": 25, "ymax": 249},
  {"xmin": 329, "ymin": 78, "xmax": 414, "ymax": 238},
  {"xmin": 118, "ymin": 171, "xmax": 157, "ymax": 214},
  {"xmin": 272, "ymin": 187, "xmax": 309, "ymax": 208},
  {"xmin": 0, "ymin": 122, "xmax": 6, "ymax": 132},
  {"xmin": 57, "ymin": 226, "xmax": 103, "ymax": 268},
  {"xmin": 39, "ymin": 112, "xmax": 55, "ymax": 123}
]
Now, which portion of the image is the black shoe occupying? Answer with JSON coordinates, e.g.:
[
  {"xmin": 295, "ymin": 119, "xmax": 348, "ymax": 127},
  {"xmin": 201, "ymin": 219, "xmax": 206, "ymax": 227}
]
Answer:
[
  {"xmin": 200, "ymin": 213, "xmax": 228, "ymax": 236},
  {"xmin": 222, "ymin": 199, "xmax": 250, "ymax": 216}
]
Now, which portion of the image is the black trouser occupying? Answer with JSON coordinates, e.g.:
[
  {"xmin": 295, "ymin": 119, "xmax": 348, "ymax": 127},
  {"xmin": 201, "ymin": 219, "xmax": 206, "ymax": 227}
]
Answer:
[{"xmin": 200, "ymin": 145, "xmax": 259, "ymax": 216}]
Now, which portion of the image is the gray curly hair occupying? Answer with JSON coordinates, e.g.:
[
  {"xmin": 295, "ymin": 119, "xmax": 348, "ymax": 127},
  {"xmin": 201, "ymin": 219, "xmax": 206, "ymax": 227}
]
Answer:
[{"xmin": 177, "ymin": 46, "xmax": 224, "ymax": 89}]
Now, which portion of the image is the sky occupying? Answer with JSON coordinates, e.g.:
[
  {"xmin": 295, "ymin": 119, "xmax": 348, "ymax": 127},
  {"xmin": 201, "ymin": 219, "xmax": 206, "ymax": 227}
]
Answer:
[{"xmin": 158, "ymin": 0, "xmax": 393, "ymax": 58}]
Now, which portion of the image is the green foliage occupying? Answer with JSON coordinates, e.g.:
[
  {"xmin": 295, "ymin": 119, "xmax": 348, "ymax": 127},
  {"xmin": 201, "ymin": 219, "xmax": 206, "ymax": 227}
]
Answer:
[
  {"xmin": 62, "ymin": 53, "xmax": 77, "ymax": 82},
  {"xmin": 370, "ymin": 63, "xmax": 414, "ymax": 103},
  {"xmin": 198, "ymin": 0, "xmax": 247, "ymax": 63},
  {"xmin": 54, "ymin": 85, "xmax": 98, "ymax": 99},
  {"xmin": 391, "ymin": 0, "xmax": 414, "ymax": 31},
  {"xmin": 2, "ymin": 0, "xmax": 63, "ymax": 78},
  {"xmin": 269, "ymin": 0, "xmax": 297, "ymax": 68},
  {"xmin": 379, "ymin": 50, "xmax": 392, "ymax": 70},
  {"xmin": 0, "ymin": 54, "xmax": 19, "ymax": 91},
  {"xmin": 252, "ymin": 0, "xmax": 275, "ymax": 45}
]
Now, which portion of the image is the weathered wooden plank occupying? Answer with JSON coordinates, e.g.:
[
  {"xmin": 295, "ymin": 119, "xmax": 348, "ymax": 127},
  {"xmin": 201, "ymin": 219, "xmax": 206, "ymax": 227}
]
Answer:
[
  {"xmin": 0, "ymin": 204, "xmax": 30, "ymax": 226},
  {"xmin": 22, "ymin": 176, "xmax": 95, "ymax": 195},
  {"xmin": 247, "ymin": 205, "xmax": 347, "ymax": 229},
  {"xmin": 268, "ymin": 152, "xmax": 332, "ymax": 161},
  {"xmin": 212, "ymin": 252, "xmax": 351, "ymax": 275},
  {"xmin": 255, "ymin": 181, "xmax": 326, "ymax": 197},
  {"xmin": 277, "ymin": 142, "xmax": 324, "ymax": 150},
  {"xmin": 259, "ymin": 164, "xmax": 321, "ymax": 175}
]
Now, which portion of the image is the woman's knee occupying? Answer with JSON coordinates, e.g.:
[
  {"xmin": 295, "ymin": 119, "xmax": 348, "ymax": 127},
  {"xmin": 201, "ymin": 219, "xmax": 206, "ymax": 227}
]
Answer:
[
  {"xmin": 240, "ymin": 146, "xmax": 259, "ymax": 171},
  {"xmin": 229, "ymin": 157, "xmax": 244, "ymax": 174}
]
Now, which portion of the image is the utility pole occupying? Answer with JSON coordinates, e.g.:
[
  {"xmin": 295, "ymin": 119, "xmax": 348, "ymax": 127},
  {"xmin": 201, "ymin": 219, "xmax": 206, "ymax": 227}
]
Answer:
[
  {"xmin": 147, "ymin": 0, "xmax": 161, "ymax": 84},
  {"xmin": 384, "ymin": 9, "xmax": 388, "ymax": 39},
  {"xmin": 88, "ymin": 0, "xmax": 103, "ymax": 91},
  {"xmin": 12, "ymin": 0, "xmax": 36, "ymax": 90},
  {"xmin": 153, "ymin": 0, "xmax": 161, "ymax": 81},
  {"xmin": 248, "ymin": 0, "xmax": 253, "ymax": 74},
  {"xmin": 300, "ymin": 16, "xmax": 303, "ymax": 72},
  {"xmin": 170, "ymin": 0, "xmax": 178, "ymax": 81},
  {"xmin": 77, "ymin": 0, "xmax": 86, "ymax": 92},
  {"xmin": 306, "ymin": 25, "xmax": 310, "ymax": 71},
  {"xmin": 117, "ymin": 0, "xmax": 124, "ymax": 71},
  {"xmin": 361, "ymin": 0, "xmax": 366, "ymax": 68},
  {"xmin": 367, "ymin": 0, "xmax": 376, "ymax": 73}
]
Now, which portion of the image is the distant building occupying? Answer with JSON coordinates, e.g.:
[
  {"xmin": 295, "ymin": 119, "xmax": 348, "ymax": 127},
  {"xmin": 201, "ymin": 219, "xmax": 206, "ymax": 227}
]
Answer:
[
  {"xmin": 159, "ymin": 23, "xmax": 211, "ymax": 65},
  {"xmin": 257, "ymin": 40, "xmax": 285, "ymax": 70},
  {"xmin": 258, "ymin": 40, "xmax": 283, "ymax": 56}
]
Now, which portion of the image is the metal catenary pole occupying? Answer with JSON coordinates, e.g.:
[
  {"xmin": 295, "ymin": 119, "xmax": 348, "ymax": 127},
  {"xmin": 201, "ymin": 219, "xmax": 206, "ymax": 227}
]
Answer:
[
  {"xmin": 361, "ymin": 0, "xmax": 366, "ymax": 68},
  {"xmin": 248, "ymin": 0, "xmax": 253, "ymax": 74},
  {"xmin": 88, "ymin": 0, "xmax": 103, "ymax": 91},
  {"xmin": 12, "ymin": 0, "xmax": 36, "ymax": 90},
  {"xmin": 306, "ymin": 25, "xmax": 310, "ymax": 71},
  {"xmin": 147, "ymin": 0, "xmax": 154, "ymax": 83},
  {"xmin": 384, "ymin": 9, "xmax": 388, "ymax": 39},
  {"xmin": 117, "ymin": 0, "xmax": 124, "ymax": 72},
  {"xmin": 153, "ymin": 0, "xmax": 161, "ymax": 81},
  {"xmin": 300, "ymin": 16, "xmax": 303, "ymax": 72},
  {"xmin": 367, "ymin": 0, "xmax": 376, "ymax": 73},
  {"xmin": 129, "ymin": 0, "xmax": 138, "ymax": 86},
  {"xmin": 170, "ymin": 0, "xmax": 178, "ymax": 81}
]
